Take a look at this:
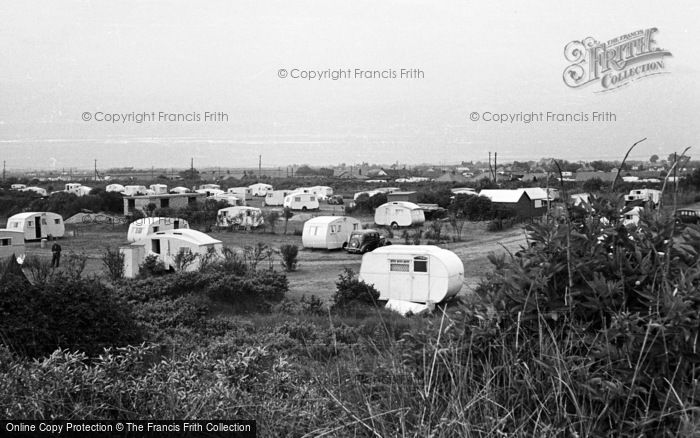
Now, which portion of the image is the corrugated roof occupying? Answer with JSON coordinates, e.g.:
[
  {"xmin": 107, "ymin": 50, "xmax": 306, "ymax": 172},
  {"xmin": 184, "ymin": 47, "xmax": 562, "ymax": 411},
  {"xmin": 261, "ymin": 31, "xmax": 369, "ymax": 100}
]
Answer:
[{"xmin": 522, "ymin": 187, "xmax": 549, "ymax": 200}]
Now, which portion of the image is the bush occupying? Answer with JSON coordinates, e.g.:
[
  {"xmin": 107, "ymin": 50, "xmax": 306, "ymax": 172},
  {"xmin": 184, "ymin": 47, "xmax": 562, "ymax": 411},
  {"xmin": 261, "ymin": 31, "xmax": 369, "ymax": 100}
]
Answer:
[
  {"xmin": 0, "ymin": 274, "xmax": 142, "ymax": 358},
  {"xmin": 331, "ymin": 268, "xmax": 380, "ymax": 310},
  {"xmin": 102, "ymin": 248, "xmax": 125, "ymax": 281},
  {"xmin": 279, "ymin": 244, "xmax": 298, "ymax": 272},
  {"xmin": 138, "ymin": 254, "xmax": 168, "ymax": 277}
]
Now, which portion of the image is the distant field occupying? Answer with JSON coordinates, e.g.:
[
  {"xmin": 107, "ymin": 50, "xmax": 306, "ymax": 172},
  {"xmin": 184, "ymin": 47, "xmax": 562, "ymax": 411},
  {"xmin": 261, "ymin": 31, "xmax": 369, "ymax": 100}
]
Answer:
[{"xmin": 23, "ymin": 219, "xmax": 527, "ymax": 303}]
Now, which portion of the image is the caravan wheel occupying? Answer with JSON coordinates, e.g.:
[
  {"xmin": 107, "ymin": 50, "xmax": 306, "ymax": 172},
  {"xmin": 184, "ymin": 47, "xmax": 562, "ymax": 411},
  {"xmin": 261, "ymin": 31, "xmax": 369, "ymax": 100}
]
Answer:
[
  {"xmin": 390, "ymin": 222, "xmax": 399, "ymax": 229},
  {"xmin": 302, "ymin": 206, "xmax": 308, "ymax": 212}
]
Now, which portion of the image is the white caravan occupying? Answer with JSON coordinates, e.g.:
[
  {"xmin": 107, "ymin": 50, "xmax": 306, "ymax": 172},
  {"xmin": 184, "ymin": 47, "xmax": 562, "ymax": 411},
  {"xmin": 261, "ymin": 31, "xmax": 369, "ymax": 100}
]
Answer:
[
  {"xmin": 106, "ymin": 184, "xmax": 126, "ymax": 193},
  {"xmin": 22, "ymin": 187, "xmax": 48, "ymax": 196},
  {"xmin": 0, "ymin": 229, "xmax": 26, "ymax": 260},
  {"xmin": 123, "ymin": 185, "xmax": 149, "ymax": 196},
  {"xmin": 149, "ymin": 184, "xmax": 168, "ymax": 195},
  {"xmin": 120, "ymin": 229, "xmax": 223, "ymax": 278},
  {"xmin": 263, "ymin": 190, "xmax": 293, "ymax": 207},
  {"xmin": 216, "ymin": 206, "xmax": 264, "ymax": 228},
  {"xmin": 209, "ymin": 193, "xmax": 245, "ymax": 206},
  {"xmin": 6, "ymin": 212, "xmax": 65, "ymax": 241},
  {"xmin": 249, "ymin": 183, "xmax": 274, "ymax": 197},
  {"xmin": 227, "ymin": 187, "xmax": 253, "ymax": 201},
  {"xmin": 374, "ymin": 201, "xmax": 425, "ymax": 228},
  {"xmin": 359, "ymin": 245, "xmax": 464, "ymax": 304},
  {"xmin": 302, "ymin": 216, "xmax": 362, "ymax": 250},
  {"xmin": 127, "ymin": 217, "xmax": 189, "ymax": 243},
  {"xmin": 283, "ymin": 192, "xmax": 320, "ymax": 211}
]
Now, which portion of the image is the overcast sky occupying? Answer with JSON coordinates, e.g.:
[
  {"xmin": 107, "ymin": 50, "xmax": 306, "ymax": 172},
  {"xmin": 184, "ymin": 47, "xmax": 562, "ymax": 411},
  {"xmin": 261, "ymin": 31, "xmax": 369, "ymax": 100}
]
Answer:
[{"xmin": 1, "ymin": 0, "xmax": 699, "ymax": 170}]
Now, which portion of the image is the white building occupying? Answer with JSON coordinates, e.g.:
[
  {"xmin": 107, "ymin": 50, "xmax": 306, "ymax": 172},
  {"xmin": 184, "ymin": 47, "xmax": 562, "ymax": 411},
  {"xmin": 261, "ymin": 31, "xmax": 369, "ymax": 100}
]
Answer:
[
  {"xmin": 216, "ymin": 206, "xmax": 264, "ymax": 228},
  {"xmin": 0, "ymin": 229, "xmax": 26, "ymax": 259}
]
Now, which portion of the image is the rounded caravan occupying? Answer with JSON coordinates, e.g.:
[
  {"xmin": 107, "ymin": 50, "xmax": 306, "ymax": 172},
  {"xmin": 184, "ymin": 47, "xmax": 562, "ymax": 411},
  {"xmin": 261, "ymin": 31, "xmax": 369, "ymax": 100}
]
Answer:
[
  {"xmin": 169, "ymin": 186, "xmax": 191, "ymax": 194},
  {"xmin": 0, "ymin": 229, "xmax": 25, "ymax": 260},
  {"xmin": 127, "ymin": 217, "xmax": 190, "ymax": 243},
  {"xmin": 227, "ymin": 187, "xmax": 253, "ymax": 201},
  {"xmin": 149, "ymin": 184, "xmax": 168, "ymax": 195},
  {"xmin": 283, "ymin": 192, "xmax": 320, "ymax": 211},
  {"xmin": 302, "ymin": 216, "xmax": 362, "ymax": 250},
  {"xmin": 209, "ymin": 193, "xmax": 245, "ymax": 206},
  {"xmin": 195, "ymin": 188, "xmax": 224, "ymax": 197},
  {"xmin": 249, "ymin": 183, "xmax": 273, "ymax": 197},
  {"xmin": 123, "ymin": 185, "xmax": 148, "ymax": 196},
  {"xmin": 263, "ymin": 190, "xmax": 293, "ymax": 206},
  {"xmin": 359, "ymin": 245, "xmax": 464, "ymax": 303},
  {"xmin": 6, "ymin": 212, "xmax": 65, "ymax": 241},
  {"xmin": 374, "ymin": 201, "xmax": 425, "ymax": 228},
  {"xmin": 120, "ymin": 229, "xmax": 223, "ymax": 278},
  {"xmin": 106, "ymin": 184, "xmax": 126, "ymax": 193},
  {"xmin": 216, "ymin": 206, "xmax": 264, "ymax": 228}
]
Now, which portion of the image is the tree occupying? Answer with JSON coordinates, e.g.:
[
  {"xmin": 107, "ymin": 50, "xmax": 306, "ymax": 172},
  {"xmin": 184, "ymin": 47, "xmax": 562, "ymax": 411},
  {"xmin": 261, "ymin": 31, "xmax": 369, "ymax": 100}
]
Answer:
[{"xmin": 650, "ymin": 154, "xmax": 659, "ymax": 163}]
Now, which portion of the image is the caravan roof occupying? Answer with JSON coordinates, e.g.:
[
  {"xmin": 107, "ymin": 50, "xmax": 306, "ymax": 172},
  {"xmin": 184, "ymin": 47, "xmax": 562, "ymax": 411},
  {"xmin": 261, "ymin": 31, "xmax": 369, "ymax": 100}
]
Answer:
[{"xmin": 151, "ymin": 229, "xmax": 221, "ymax": 246}]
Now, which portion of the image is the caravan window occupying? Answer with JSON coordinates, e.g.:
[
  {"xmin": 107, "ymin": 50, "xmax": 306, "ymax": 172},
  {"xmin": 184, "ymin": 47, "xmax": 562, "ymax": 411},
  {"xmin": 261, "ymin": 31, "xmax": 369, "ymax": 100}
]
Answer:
[
  {"xmin": 54, "ymin": 219, "xmax": 61, "ymax": 224},
  {"xmin": 413, "ymin": 256, "xmax": 428, "ymax": 273},
  {"xmin": 390, "ymin": 259, "xmax": 410, "ymax": 272},
  {"xmin": 395, "ymin": 208, "xmax": 404, "ymax": 214},
  {"xmin": 0, "ymin": 238, "xmax": 10, "ymax": 246},
  {"xmin": 330, "ymin": 225, "xmax": 340, "ymax": 233},
  {"xmin": 295, "ymin": 196, "xmax": 301, "ymax": 202},
  {"xmin": 353, "ymin": 223, "xmax": 359, "ymax": 230},
  {"xmin": 134, "ymin": 227, "xmax": 143, "ymax": 235},
  {"xmin": 310, "ymin": 196, "xmax": 315, "ymax": 201},
  {"xmin": 10, "ymin": 222, "xmax": 19, "ymax": 229},
  {"xmin": 41, "ymin": 219, "xmax": 47, "ymax": 225}
]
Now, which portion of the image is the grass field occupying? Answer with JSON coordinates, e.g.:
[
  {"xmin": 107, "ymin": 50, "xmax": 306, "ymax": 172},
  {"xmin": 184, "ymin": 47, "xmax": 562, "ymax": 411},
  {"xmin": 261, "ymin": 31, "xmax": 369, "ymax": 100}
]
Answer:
[{"xmin": 23, "ymin": 218, "xmax": 527, "ymax": 302}]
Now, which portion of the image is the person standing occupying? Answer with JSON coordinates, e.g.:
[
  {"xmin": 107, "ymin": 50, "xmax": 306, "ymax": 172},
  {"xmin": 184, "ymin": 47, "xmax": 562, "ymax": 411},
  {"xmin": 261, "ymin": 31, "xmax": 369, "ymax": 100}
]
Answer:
[{"xmin": 51, "ymin": 238, "xmax": 62, "ymax": 268}]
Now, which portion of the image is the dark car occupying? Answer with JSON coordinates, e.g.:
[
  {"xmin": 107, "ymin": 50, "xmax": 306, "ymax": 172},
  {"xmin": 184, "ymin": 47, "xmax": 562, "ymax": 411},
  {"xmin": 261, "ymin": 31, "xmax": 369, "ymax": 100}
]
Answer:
[
  {"xmin": 345, "ymin": 229, "xmax": 391, "ymax": 254},
  {"xmin": 675, "ymin": 209, "xmax": 700, "ymax": 225},
  {"xmin": 326, "ymin": 195, "xmax": 344, "ymax": 205}
]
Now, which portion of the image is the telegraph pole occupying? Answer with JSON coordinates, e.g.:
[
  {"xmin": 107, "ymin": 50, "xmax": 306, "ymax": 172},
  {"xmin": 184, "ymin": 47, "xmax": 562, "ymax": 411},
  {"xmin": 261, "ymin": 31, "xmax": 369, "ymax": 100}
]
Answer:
[
  {"xmin": 94, "ymin": 159, "xmax": 98, "ymax": 182},
  {"xmin": 258, "ymin": 155, "xmax": 262, "ymax": 178},
  {"xmin": 2, "ymin": 160, "xmax": 5, "ymax": 183}
]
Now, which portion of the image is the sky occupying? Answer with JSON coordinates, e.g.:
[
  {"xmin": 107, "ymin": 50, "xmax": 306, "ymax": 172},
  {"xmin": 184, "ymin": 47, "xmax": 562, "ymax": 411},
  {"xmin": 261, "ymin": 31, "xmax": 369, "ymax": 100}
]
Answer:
[{"xmin": 1, "ymin": 0, "xmax": 699, "ymax": 170}]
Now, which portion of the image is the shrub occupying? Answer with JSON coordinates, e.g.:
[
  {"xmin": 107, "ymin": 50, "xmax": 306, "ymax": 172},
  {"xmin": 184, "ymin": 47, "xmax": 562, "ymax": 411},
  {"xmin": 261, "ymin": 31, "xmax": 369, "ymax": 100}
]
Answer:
[
  {"xmin": 0, "ymin": 274, "xmax": 142, "ymax": 358},
  {"xmin": 101, "ymin": 248, "xmax": 125, "ymax": 281},
  {"xmin": 172, "ymin": 248, "xmax": 198, "ymax": 272},
  {"xmin": 279, "ymin": 244, "xmax": 298, "ymax": 272},
  {"xmin": 332, "ymin": 268, "xmax": 380, "ymax": 310},
  {"xmin": 138, "ymin": 254, "xmax": 168, "ymax": 277}
]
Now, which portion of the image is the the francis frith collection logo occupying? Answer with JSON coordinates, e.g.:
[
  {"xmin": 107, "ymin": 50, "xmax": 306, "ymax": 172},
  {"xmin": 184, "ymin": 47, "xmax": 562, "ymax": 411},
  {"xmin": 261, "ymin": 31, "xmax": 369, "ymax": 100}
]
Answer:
[{"xmin": 563, "ymin": 28, "xmax": 672, "ymax": 91}]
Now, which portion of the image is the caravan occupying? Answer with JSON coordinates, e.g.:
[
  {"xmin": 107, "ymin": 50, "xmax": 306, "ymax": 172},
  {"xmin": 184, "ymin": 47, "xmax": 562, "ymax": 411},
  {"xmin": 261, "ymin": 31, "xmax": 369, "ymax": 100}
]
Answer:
[
  {"xmin": 149, "ymin": 184, "xmax": 168, "ymax": 195},
  {"xmin": 127, "ymin": 217, "xmax": 189, "ymax": 243},
  {"xmin": 263, "ymin": 190, "xmax": 293, "ymax": 206},
  {"xmin": 120, "ymin": 229, "xmax": 223, "ymax": 278},
  {"xmin": 227, "ymin": 187, "xmax": 253, "ymax": 201},
  {"xmin": 302, "ymin": 216, "xmax": 361, "ymax": 250},
  {"xmin": 0, "ymin": 229, "xmax": 25, "ymax": 260},
  {"xmin": 374, "ymin": 201, "xmax": 425, "ymax": 228},
  {"xmin": 249, "ymin": 183, "xmax": 273, "ymax": 197},
  {"xmin": 216, "ymin": 206, "xmax": 264, "ymax": 228},
  {"xmin": 284, "ymin": 192, "xmax": 320, "ymax": 211},
  {"xmin": 359, "ymin": 245, "xmax": 464, "ymax": 304},
  {"xmin": 6, "ymin": 212, "xmax": 65, "ymax": 241}
]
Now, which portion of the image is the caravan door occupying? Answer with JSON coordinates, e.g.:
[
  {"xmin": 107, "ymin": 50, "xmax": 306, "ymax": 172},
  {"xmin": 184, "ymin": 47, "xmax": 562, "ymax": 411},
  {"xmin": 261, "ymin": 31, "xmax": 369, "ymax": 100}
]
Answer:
[
  {"xmin": 35, "ymin": 217, "xmax": 42, "ymax": 239},
  {"xmin": 388, "ymin": 258, "xmax": 411, "ymax": 300},
  {"xmin": 411, "ymin": 256, "xmax": 430, "ymax": 302}
]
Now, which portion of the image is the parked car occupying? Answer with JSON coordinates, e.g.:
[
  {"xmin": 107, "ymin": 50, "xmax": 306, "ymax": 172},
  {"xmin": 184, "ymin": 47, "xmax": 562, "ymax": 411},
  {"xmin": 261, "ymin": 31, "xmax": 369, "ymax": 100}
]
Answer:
[
  {"xmin": 675, "ymin": 209, "xmax": 700, "ymax": 225},
  {"xmin": 345, "ymin": 229, "xmax": 391, "ymax": 254},
  {"xmin": 326, "ymin": 195, "xmax": 344, "ymax": 205}
]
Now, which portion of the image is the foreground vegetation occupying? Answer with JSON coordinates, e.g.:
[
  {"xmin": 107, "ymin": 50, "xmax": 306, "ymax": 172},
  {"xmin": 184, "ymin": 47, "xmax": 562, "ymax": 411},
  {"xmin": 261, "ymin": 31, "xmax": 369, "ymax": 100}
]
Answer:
[{"xmin": 1, "ymin": 195, "xmax": 700, "ymax": 436}]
